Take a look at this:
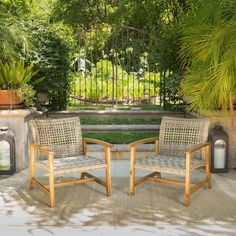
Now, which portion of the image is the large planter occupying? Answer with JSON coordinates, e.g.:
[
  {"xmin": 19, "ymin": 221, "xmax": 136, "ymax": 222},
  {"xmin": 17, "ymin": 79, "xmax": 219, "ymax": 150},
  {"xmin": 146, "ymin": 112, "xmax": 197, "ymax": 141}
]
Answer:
[{"xmin": 0, "ymin": 90, "xmax": 24, "ymax": 109}]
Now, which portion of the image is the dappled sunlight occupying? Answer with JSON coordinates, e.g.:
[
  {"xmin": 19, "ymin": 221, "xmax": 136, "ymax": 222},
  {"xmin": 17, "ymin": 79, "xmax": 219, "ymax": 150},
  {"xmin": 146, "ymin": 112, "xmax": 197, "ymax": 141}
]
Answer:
[
  {"xmin": 0, "ymin": 169, "xmax": 236, "ymax": 235},
  {"xmin": 0, "ymin": 187, "xmax": 37, "ymax": 225}
]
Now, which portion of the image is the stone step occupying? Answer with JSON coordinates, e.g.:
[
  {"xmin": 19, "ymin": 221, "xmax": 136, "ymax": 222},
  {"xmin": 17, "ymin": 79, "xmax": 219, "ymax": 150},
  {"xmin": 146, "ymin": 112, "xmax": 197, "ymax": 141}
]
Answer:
[{"xmin": 49, "ymin": 110, "xmax": 188, "ymax": 118}]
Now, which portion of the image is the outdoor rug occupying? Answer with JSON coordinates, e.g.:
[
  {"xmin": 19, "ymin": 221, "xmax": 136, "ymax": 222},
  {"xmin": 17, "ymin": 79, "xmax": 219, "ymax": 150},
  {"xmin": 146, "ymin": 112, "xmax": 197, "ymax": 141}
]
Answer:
[{"xmin": 0, "ymin": 168, "xmax": 236, "ymax": 236}]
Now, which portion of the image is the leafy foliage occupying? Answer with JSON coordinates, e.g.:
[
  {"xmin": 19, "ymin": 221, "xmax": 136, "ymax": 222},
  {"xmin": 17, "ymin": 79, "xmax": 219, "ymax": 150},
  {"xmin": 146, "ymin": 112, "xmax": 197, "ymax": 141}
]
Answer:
[
  {"xmin": 0, "ymin": 0, "xmax": 31, "ymax": 15},
  {"xmin": 0, "ymin": 60, "xmax": 40, "ymax": 89},
  {"xmin": 17, "ymin": 83, "xmax": 36, "ymax": 106},
  {"xmin": 180, "ymin": 0, "xmax": 236, "ymax": 113},
  {"xmin": 0, "ymin": 60, "xmax": 42, "ymax": 106},
  {"xmin": 52, "ymin": 0, "xmax": 107, "ymax": 30},
  {"xmin": 0, "ymin": 0, "xmax": 205, "ymax": 110},
  {"xmin": 24, "ymin": 21, "xmax": 73, "ymax": 110},
  {"xmin": 0, "ymin": 0, "xmax": 78, "ymax": 110},
  {"xmin": 72, "ymin": 59, "xmax": 159, "ymax": 102},
  {"xmin": 0, "ymin": 10, "xmax": 29, "ymax": 61}
]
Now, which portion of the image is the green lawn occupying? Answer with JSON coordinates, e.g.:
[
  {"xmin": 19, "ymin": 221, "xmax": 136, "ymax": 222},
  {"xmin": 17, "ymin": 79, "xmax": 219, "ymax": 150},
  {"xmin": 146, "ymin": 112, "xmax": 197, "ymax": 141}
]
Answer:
[
  {"xmin": 67, "ymin": 104, "xmax": 161, "ymax": 143},
  {"xmin": 68, "ymin": 104, "xmax": 109, "ymax": 110},
  {"xmin": 0, "ymin": 165, "xmax": 10, "ymax": 169},
  {"xmin": 80, "ymin": 117, "xmax": 161, "ymax": 125},
  {"xmin": 83, "ymin": 132, "xmax": 159, "ymax": 144},
  {"xmin": 67, "ymin": 103, "xmax": 161, "ymax": 111}
]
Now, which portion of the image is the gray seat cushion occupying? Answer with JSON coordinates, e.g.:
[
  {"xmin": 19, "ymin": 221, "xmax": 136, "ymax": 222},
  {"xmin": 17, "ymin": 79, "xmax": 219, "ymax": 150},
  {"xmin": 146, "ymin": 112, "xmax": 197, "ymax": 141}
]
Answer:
[
  {"xmin": 36, "ymin": 156, "xmax": 106, "ymax": 176},
  {"xmin": 135, "ymin": 155, "xmax": 205, "ymax": 176}
]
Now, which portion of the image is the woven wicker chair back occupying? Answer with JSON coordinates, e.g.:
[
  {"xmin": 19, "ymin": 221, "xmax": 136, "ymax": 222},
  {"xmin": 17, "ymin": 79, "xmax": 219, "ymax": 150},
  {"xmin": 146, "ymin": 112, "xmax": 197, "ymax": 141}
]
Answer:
[
  {"xmin": 159, "ymin": 117, "xmax": 210, "ymax": 159},
  {"xmin": 29, "ymin": 117, "xmax": 83, "ymax": 160}
]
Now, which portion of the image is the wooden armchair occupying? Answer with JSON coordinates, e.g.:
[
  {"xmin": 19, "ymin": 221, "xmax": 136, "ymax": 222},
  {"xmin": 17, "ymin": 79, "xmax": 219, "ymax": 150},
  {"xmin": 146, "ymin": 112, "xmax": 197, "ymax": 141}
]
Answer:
[
  {"xmin": 29, "ymin": 117, "xmax": 112, "ymax": 208},
  {"xmin": 129, "ymin": 116, "xmax": 211, "ymax": 207}
]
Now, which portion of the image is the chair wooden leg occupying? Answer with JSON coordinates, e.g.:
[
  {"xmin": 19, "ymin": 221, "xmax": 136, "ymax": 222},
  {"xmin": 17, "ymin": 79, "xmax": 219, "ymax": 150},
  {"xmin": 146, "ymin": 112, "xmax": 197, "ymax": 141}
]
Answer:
[
  {"xmin": 106, "ymin": 167, "xmax": 111, "ymax": 197},
  {"xmin": 48, "ymin": 153, "xmax": 55, "ymax": 208},
  {"xmin": 130, "ymin": 167, "xmax": 136, "ymax": 196},
  {"xmin": 130, "ymin": 146, "xmax": 136, "ymax": 196},
  {"xmin": 185, "ymin": 153, "xmax": 191, "ymax": 207},
  {"xmin": 205, "ymin": 145, "xmax": 212, "ymax": 188},
  {"xmin": 157, "ymin": 172, "xmax": 161, "ymax": 178},
  {"xmin": 81, "ymin": 172, "xmax": 85, "ymax": 179},
  {"xmin": 105, "ymin": 147, "xmax": 111, "ymax": 197},
  {"xmin": 29, "ymin": 144, "xmax": 35, "ymax": 190}
]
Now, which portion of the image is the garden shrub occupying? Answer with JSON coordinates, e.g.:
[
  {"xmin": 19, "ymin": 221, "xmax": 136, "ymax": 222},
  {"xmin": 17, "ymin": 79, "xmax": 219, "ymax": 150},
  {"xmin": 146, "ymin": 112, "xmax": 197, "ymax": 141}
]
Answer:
[
  {"xmin": 72, "ymin": 59, "xmax": 159, "ymax": 102},
  {"xmin": 24, "ymin": 21, "xmax": 74, "ymax": 110}
]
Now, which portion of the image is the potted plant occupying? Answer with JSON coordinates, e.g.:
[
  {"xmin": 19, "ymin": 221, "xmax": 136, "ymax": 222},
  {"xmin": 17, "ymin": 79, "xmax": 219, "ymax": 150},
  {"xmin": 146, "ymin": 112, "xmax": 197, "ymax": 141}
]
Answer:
[{"xmin": 0, "ymin": 60, "xmax": 43, "ymax": 109}]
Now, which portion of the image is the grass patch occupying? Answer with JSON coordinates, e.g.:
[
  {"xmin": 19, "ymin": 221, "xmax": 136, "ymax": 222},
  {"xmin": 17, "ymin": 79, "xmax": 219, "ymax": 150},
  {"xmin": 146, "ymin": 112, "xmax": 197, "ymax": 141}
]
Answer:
[
  {"xmin": 139, "ymin": 104, "xmax": 161, "ymax": 110},
  {"xmin": 80, "ymin": 117, "xmax": 161, "ymax": 125},
  {"xmin": 83, "ymin": 132, "xmax": 159, "ymax": 144},
  {"xmin": 68, "ymin": 104, "xmax": 109, "ymax": 110},
  {"xmin": 65, "ymin": 104, "xmax": 162, "ymax": 143},
  {"xmin": 67, "ymin": 103, "xmax": 161, "ymax": 111},
  {"xmin": 0, "ymin": 165, "xmax": 10, "ymax": 169}
]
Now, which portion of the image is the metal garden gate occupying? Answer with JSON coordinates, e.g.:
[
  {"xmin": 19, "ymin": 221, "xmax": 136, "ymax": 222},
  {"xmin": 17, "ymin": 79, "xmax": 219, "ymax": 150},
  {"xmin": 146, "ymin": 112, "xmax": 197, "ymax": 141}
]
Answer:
[{"xmin": 71, "ymin": 24, "xmax": 182, "ymax": 108}]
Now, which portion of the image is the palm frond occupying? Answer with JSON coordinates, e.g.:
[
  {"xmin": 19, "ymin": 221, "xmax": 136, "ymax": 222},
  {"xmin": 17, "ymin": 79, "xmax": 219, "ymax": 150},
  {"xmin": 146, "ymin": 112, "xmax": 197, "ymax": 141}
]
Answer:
[
  {"xmin": 180, "ymin": 0, "xmax": 236, "ymax": 114},
  {"xmin": 0, "ymin": 12, "xmax": 30, "ymax": 61}
]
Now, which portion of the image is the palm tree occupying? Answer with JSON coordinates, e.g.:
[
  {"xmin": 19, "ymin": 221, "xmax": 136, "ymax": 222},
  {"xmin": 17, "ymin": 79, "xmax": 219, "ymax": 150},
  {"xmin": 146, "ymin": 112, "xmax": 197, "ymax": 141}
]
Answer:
[
  {"xmin": 0, "ymin": 10, "xmax": 29, "ymax": 62},
  {"xmin": 180, "ymin": 0, "xmax": 236, "ymax": 114}
]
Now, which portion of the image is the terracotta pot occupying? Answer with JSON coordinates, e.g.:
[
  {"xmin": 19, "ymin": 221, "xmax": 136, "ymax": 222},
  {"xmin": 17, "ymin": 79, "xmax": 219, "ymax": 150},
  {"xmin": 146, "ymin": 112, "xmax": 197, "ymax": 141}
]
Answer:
[{"xmin": 0, "ymin": 90, "xmax": 24, "ymax": 109}]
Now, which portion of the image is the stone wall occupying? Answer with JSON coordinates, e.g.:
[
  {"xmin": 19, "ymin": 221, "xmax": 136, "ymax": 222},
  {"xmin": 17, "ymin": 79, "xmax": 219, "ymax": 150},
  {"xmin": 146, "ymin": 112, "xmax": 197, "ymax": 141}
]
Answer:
[{"xmin": 0, "ymin": 108, "xmax": 37, "ymax": 170}]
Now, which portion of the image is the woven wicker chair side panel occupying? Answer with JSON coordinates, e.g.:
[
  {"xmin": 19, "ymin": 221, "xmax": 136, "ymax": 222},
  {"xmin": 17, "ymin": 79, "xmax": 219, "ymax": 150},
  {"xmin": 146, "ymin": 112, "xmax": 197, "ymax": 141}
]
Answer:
[
  {"xmin": 159, "ymin": 117, "xmax": 210, "ymax": 159},
  {"xmin": 29, "ymin": 117, "xmax": 83, "ymax": 160}
]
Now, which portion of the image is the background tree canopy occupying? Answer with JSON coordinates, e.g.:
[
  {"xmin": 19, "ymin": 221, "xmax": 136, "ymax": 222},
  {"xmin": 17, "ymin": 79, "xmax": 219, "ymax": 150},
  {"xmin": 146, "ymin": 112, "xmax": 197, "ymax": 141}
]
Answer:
[{"xmin": 1, "ymin": 0, "xmax": 233, "ymax": 113}]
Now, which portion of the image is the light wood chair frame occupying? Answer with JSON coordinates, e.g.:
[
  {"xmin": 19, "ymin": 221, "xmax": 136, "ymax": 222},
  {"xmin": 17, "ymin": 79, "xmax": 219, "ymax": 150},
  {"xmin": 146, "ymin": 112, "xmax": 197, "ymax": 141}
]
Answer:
[
  {"xmin": 129, "ymin": 137, "xmax": 212, "ymax": 207},
  {"xmin": 29, "ymin": 138, "xmax": 112, "ymax": 208}
]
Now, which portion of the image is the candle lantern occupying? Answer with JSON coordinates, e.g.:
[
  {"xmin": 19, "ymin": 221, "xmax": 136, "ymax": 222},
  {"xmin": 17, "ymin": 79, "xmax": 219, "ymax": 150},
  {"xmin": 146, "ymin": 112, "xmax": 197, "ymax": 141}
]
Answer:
[
  {"xmin": 208, "ymin": 125, "xmax": 229, "ymax": 173},
  {"xmin": 0, "ymin": 124, "xmax": 16, "ymax": 175}
]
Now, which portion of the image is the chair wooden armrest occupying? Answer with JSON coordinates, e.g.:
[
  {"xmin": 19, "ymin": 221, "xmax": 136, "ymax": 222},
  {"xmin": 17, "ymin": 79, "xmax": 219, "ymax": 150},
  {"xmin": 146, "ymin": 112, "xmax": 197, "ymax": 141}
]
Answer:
[
  {"xmin": 129, "ymin": 137, "xmax": 159, "ymax": 147},
  {"xmin": 82, "ymin": 138, "xmax": 113, "ymax": 163},
  {"xmin": 185, "ymin": 142, "xmax": 210, "ymax": 155},
  {"xmin": 82, "ymin": 138, "xmax": 113, "ymax": 147},
  {"xmin": 30, "ymin": 143, "xmax": 54, "ymax": 155}
]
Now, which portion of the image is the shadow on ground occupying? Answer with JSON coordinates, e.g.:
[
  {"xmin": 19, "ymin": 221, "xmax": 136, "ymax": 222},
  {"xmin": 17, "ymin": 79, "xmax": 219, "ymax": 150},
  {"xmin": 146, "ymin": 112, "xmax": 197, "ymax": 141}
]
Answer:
[{"xmin": 0, "ymin": 169, "xmax": 236, "ymax": 235}]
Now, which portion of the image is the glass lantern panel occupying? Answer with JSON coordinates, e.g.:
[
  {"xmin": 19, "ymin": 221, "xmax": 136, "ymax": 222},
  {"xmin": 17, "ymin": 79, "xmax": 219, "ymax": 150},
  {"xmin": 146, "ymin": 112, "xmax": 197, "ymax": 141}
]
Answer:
[
  {"xmin": 0, "ymin": 141, "xmax": 10, "ymax": 170},
  {"xmin": 214, "ymin": 139, "xmax": 226, "ymax": 169}
]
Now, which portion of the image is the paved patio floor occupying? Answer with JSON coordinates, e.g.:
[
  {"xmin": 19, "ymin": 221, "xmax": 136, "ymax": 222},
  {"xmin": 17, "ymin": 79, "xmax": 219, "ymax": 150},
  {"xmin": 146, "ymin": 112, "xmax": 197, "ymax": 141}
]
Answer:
[{"xmin": 0, "ymin": 160, "xmax": 236, "ymax": 235}]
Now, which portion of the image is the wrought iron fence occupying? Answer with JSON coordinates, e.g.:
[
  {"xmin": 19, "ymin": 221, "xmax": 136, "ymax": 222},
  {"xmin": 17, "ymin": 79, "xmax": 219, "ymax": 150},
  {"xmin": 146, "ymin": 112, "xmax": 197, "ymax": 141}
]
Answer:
[{"xmin": 71, "ymin": 25, "xmax": 183, "ymax": 108}]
